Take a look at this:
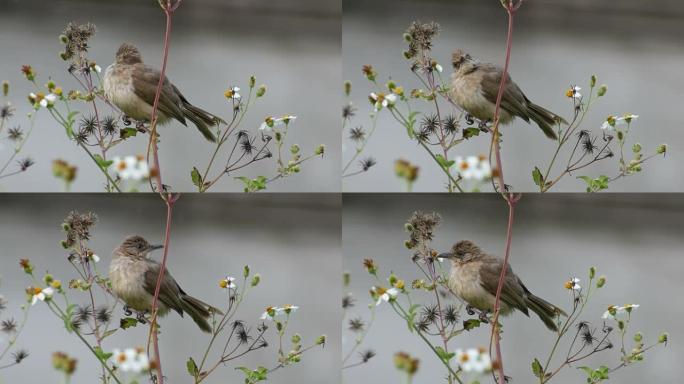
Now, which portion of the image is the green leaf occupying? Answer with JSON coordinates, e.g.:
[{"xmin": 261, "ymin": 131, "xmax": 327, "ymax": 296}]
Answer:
[
  {"xmin": 191, "ymin": 167, "xmax": 202, "ymax": 188},
  {"xmin": 434, "ymin": 346, "xmax": 455, "ymax": 363},
  {"xmin": 463, "ymin": 319, "xmax": 481, "ymax": 331},
  {"xmin": 237, "ymin": 366, "xmax": 269, "ymax": 383},
  {"xmin": 463, "ymin": 127, "xmax": 480, "ymax": 139},
  {"xmin": 186, "ymin": 357, "xmax": 199, "ymax": 377},
  {"xmin": 531, "ymin": 358, "xmax": 543, "ymax": 378},
  {"xmin": 120, "ymin": 317, "xmax": 139, "ymax": 329},
  {"xmin": 434, "ymin": 154, "xmax": 455, "ymax": 170},
  {"xmin": 119, "ymin": 127, "xmax": 138, "ymax": 139},
  {"xmin": 532, "ymin": 167, "xmax": 543, "ymax": 187},
  {"xmin": 577, "ymin": 175, "xmax": 610, "ymax": 193},
  {"xmin": 93, "ymin": 346, "xmax": 113, "ymax": 362},
  {"xmin": 64, "ymin": 111, "xmax": 79, "ymax": 139},
  {"xmin": 93, "ymin": 154, "xmax": 114, "ymax": 169},
  {"xmin": 234, "ymin": 176, "xmax": 268, "ymax": 193},
  {"xmin": 406, "ymin": 111, "xmax": 420, "ymax": 139}
]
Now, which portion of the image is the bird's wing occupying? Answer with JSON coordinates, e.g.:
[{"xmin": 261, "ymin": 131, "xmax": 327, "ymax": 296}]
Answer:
[
  {"xmin": 478, "ymin": 257, "xmax": 530, "ymax": 315},
  {"xmin": 479, "ymin": 64, "xmax": 530, "ymax": 122},
  {"xmin": 131, "ymin": 64, "xmax": 187, "ymax": 124},
  {"xmin": 143, "ymin": 262, "xmax": 184, "ymax": 316}
]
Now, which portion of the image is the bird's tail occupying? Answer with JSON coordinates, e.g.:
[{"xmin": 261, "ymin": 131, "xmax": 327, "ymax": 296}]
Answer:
[
  {"xmin": 180, "ymin": 294, "xmax": 223, "ymax": 333},
  {"xmin": 527, "ymin": 293, "xmax": 566, "ymax": 332},
  {"xmin": 527, "ymin": 102, "xmax": 566, "ymax": 140},
  {"xmin": 181, "ymin": 101, "xmax": 224, "ymax": 143}
]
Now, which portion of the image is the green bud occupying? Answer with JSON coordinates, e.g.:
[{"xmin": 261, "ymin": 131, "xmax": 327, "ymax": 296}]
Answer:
[
  {"xmin": 243, "ymin": 265, "xmax": 250, "ymax": 278},
  {"xmin": 589, "ymin": 266, "xmax": 596, "ymax": 279},
  {"xmin": 403, "ymin": 33, "xmax": 412, "ymax": 43},
  {"xmin": 249, "ymin": 75, "xmax": 256, "ymax": 88},
  {"xmin": 290, "ymin": 144, "xmax": 300, "ymax": 154},
  {"xmin": 387, "ymin": 80, "xmax": 396, "ymax": 91},
  {"xmin": 256, "ymin": 85, "xmax": 266, "ymax": 97},
  {"xmin": 316, "ymin": 335, "xmax": 326, "ymax": 345},
  {"xmin": 388, "ymin": 273, "xmax": 397, "ymax": 286},
  {"xmin": 633, "ymin": 332, "xmax": 643, "ymax": 343},
  {"xmin": 60, "ymin": 240, "xmax": 69, "ymax": 249},
  {"xmin": 59, "ymin": 34, "xmax": 68, "ymax": 44},
  {"xmin": 291, "ymin": 333, "xmax": 301, "ymax": 344},
  {"xmin": 288, "ymin": 352, "xmax": 301, "ymax": 363},
  {"xmin": 343, "ymin": 271, "xmax": 350, "ymax": 287},
  {"xmin": 618, "ymin": 320, "xmax": 625, "ymax": 331},
  {"xmin": 62, "ymin": 223, "xmax": 71, "ymax": 231},
  {"xmin": 2, "ymin": 80, "xmax": 8, "ymax": 97},
  {"xmin": 590, "ymin": 75, "xmax": 597, "ymax": 87},
  {"xmin": 402, "ymin": 50, "xmax": 412, "ymax": 60},
  {"xmin": 344, "ymin": 80, "xmax": 352, "ymax": 96},
  {"xmin": 658, "ymin": 332, "xmax": 668, "ymax": 344},
  {"xmin": 43, "ymin": 273, "xmax": 54, "ymax": 285},
  {"xmin": 597, "ymin": 85, "xmax": 607, "ymax": 97},
  {"xmin": 632, "ymin": 143, "xmax": 642, "ymax": 153},
  {"xmin": 617, "ymin": 130, "xmax": 624, "ymax": 141},
  {"xmin": 59, "ymin": 52, "xmax": 69, "ymax": 61},
  {"xmin": 274, "ymin": 131, "xmax": 282, "ymax": 143},
  {"xmin": 315, "ymin": 144, "xmax": 325, "ymax": 156},
  {"xmin": 404, "ymin": 240, "xmax": 414, "ymax": 249},
  {"xmin": 656, "ymin": 144, "xmax": 667, "ymax": 155},
  {"xmin": 250, "ymin": 274, "xmax": 261, "ymax": 287},
  {"xmin": 404, "ymin": 223, "xmax": 414, "ymax": 232},
  {"xmin": 276, "ymin": 321, "xmax": 283, "ymax": 332},
  {"xmin": 292, "ymin": 166, "xmax": 300, "ymax": 173},
  {"xmin": 597, "ymin": 275, "xmax": 606, "ymax": 288}
]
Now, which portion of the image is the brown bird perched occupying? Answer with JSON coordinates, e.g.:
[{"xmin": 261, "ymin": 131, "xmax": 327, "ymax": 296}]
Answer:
[
  {"xmin": 450, "ymin": 49, "xmax": 566, "ymax": 140},
  {"xmin": 109, "ymin": 235, "xmax": 220, "ymax": 333},
  {"xmin": 103, "ymin": 43, "xmax": 222, "ymax": 142},
  {"xmin": 439, "ymin": 240, "xmax": 566, "ymax": 331}
]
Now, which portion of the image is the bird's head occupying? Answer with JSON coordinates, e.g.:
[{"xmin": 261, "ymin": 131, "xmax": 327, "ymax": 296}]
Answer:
[
  {"xmin": 115, "ymin": 43, "xmax": 143, "ymax": 65},
  {"xmin": 438, "ymin": 240, "xmax": 482, "ymax": 262},
  {"xmin": 451, "ymin": 49, "xmax": 473, "ymax": 70},
  {"xmin": 120, "ymin": 235, "xmax": 162, "ymax": 258}
]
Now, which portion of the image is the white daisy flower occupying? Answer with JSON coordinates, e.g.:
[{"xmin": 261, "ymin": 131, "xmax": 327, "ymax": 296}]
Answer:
[
  {"xmin": 564, "ymin": 277, "xmax": 581, "ymax": 291},
  {"xmin": 224, "ymin": 86, "xmax": 241, "ymax": 100},
  {"xmin": 566, "ymin": 85, "xmax": 582, "ymax": 99},
  {"xmin": 452, "ymin": 155, "xmax": 492, "ymax": 181},
  {"xmin": 455, "ymin": 348, "xmax": 492, "ymax": 373},
  {"xmin": 219, "ymin": 276, "xmax": 236, "ymax": 289},
  {"xmin": 259, "ymin": 115, "xmax": 297, "ymax": 132},
  {"xmin": 90, "ymin": 254, "xmax": 100, "ymax": 263},
  {"xmin": 602, "ymin": 304, "xmax": 640, "ymax": 320},
  {"xmin": 372, "ymin": 286, "xmax": 398, "ymax": 306},
  {"xmin": 260, "ymin": 306, "xmax": 284, "ymax": 320},
  {"xmin": 30, "ymin": 286, "xmax": 54, "ymax": 305},
  {"xmin": 111, "ymin": 348, "xmax": 150, "ymax": 373},
  {"xmin": 369, "ymin": 92, "xmax": 397, "ymax": 110},
  {"xmin": 282, "ymin": 304, "xmax": 299, "ymax": 314},
  {"xmin": 110, "ymin": 155, "xmax": 150, "ymax": 181}
]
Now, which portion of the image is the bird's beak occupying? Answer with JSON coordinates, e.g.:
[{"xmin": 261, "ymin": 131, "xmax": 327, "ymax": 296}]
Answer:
[
  {"xmin": 149, "ymin": 244, "xmax": 164, "ymax": 251},
  {"xmin": 437, "ymin": 252, "xmax": 454, "ymax": 260}
]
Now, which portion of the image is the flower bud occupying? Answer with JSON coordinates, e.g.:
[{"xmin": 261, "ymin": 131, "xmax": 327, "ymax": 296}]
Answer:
[
  {"xmin": 315, "ymin": 144, "xmax": 325, "ymax": 156},
  {"xmin": 250, "ymin": 274, "xmax": 261, "ymax": 287},
  {"xmin": 290, "ymin": 144, "xmax": 300, "ymax": 154},
  {"xmin": 589, "ymin": 266, "xmax": 596, "ymax": 279},
  {"xmin": 632, "ymin": 143, "xmax": 642, "ymax": 153},
  {"xmin": 316, "ymin": 335, "xmax": 326, "ymax": 345},
  {"xmin": 343, "ymin": 271, "xmax": 350, "ymax": 287},
  {"xmin": 403, "ymin": 33, "xmax": 412, "ymax": 43},
  {"xmin": 597, "ymin": 85, "xmax": 607, "ymax": 97},
  {"xmin": 2, "ymin": 80, "xmax": 8, "ymax": 96},
  {"xmin": 590, "ymin": 75, "xmax": 597, "ymax": 87},
  {"xmin": 656, "ymin": 144, "xmax": 667, "ymax": 155},
  {"xmin": 291, "ymin": 333, "xmax": 301, "ymax": 344},
  {"xmin": 59, "ymin": 34, "xmax": 68, "ymax": 44},
  {"xmin": 243, "ymin": 265, "xmax": 250, "ymax": 278},
  {"xmin": 344, "ymin": 80, "xmax": 351, "ymax": 96},
  {"xmin": 658, "ymin": 332, "xmax": 668, "ymax": 344},
  {"xmin": 596, "ymin": 275, "xmax": 606, "ymax": 288},
  {"xmin": 256, "ymin": 85, "xmax": 266, "ymax": 98},
  {"xmin": 633, "ymin": 332, "xmax": 643, "ymax": 343},
  {"xmin": 249, "ymin": 75, "xmax": 256, "ymax": 88}
]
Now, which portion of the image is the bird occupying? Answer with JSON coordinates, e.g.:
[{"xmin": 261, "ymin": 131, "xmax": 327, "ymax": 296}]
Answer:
[
  {"xmin": 108, "ymin": 235, "xmax": 220, "ymax": 333},
  {"xmin": 438, "ymin": 240, "xmax": 566, "ymax": 331},
  {"xmin": 103, "ymin": 42, "xmax": 221, "ymax": 142},
  {"xmin": 449, "ymin": 49, "xmax": 566, "ymax": 140}
]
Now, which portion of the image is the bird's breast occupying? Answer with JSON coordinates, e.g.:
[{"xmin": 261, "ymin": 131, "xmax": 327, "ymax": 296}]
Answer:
[
  {"xmin": 449, "ymin": 261, "xmax": 497, "ymax": 311},
  {"xmin": 109, "ymin": 256, "xmax": 160, "ymax": 313},
  {"xmin": 103, "ymin": 64, "xmax": 168, "ymax": 123}
]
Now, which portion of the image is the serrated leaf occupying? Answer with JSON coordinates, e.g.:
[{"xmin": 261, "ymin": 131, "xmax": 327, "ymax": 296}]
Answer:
[
  {"xmin": 532, "ymin": 167, "xmax": 543, "ymax": 187},
  {"xmin": 186, "ymin": 357, "xmax": 199, "ymax": 377},
  {"xmin": 120, "ymin": 317, "xmax": 138, "ymax": 329},
  {"xmin": 93, "ymin": 154, "xmax": 114, "ymax": 169},
  {"xmin": 532, "ymin": 358, "xmax": 543, "ymax": 378},
  {"xmin": 463, "ymin": 319, "xmax": 481, "ymax": 331},
  {"xmin": 93, "ymin": 346, "xmax": 113, "ymax": 362},
  {"xmin": 463, "ymin": 127, "xmax": 480, "ymax": 139},
  {"xmin": 119, "ymin": 127, "xmax": 138, "ymax": 139},
  {"xmin": 191, "ymin": 167, "xmax": 202, "ymax": 188}
]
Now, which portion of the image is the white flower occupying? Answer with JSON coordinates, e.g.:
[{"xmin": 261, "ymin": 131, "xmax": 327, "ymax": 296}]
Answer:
[
  {"xmin": 564, "ymin": 277, "xmax": 581, "ymax": 291},
  {"xmin": 602, "ymin": 304, "xmax": 640, "ymax": 320},
  {"xmin": 219, "ymin": 276, "xmax": 236, "ymax": 289},
  {"xmin": 259, "ymin": 115, "xmax": 298, "ymax": 132},
  {"xmin": 110, "ymin": 155, "xmax": 150, "ymax": 181},
  {"xmin": 601, "ymin": 114, "xmax": 638, "ymax": 131},
  {"xmin": 111, "ymin": 348, "xmax": 150, "ymax": 373},
  {"xmin": 372, "ymin": 286, "xmax": 398, "ymax": 306},
  {"xmin": 30, "ymin": 286, "xmax": 54, "ymax": 305},
  {"xmin": 282, "ymin": 304, "xmax": 299, "ymax": 313},
  {"xmin": 93, "ymin": 64, "xmax": 102, "ymax": 73},
  {"xmin": 455, "ymin": 348, "xmax": 492, "ymax": 373},
  {"xmin": 369, "ymin": 92, "xmax": 397, "ymax": 110},
  {"xmin": 566, "ymin": 85, "xmax": 582, "ymax": 99},
  {"xmin": 434, "ymin": 63, "xmax": 443, "ymax": 73},
  {"xmin": 260, "ymin": 306, "xmax": 284, "ymax": 320},
  {"xmin": 90, "ymin": 254, "xmax": 100, "ymax": 263},
  {"xmin": 32, "ymin": 93, "xmax": 57, "ymax": 109},
  {"xmin": 452, "ymin": 155, "xmax": 492, "ymax": 181},
  {"xmin": 224, "ymin": 86, "xmax": 241, "ymax": 100}
]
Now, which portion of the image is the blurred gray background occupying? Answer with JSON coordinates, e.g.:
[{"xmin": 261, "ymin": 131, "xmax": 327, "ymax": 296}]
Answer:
[
  {"xmin": 343, "ymin": 0, "xmax": 684, "ymax": 192},
  {"xmin": 0, "ymin": 194, "xmax": 341, "ymax": 383},
  {"xmin": 0, "ymin": 0, "xmax": 340, "ymax": 192},
  {"xmin": 343, "ymin": 194, "xmax": 683, "ymax": 383}
]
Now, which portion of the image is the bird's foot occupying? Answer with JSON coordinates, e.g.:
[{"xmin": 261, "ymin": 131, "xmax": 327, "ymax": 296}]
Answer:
[
  {"xmin": 465, "ymin": 113, "xmax": 475, "ymax": 126},
  {"xmin": 478, "ymin": 119, "xmax": 492, "ymax": 133},
  {"xmin": 135, "ymin": 311, "xmax": 149, "ymax": 324},
  {"xmin": 122, "ymin": 115, "xmax": 132, "ymax": 126},
  {"xmin": 478, "ymin": 310, "xmax": 491, "ymax": 324},
  {"xmin": 135, "ymin": 121, "xmax": 149, "ymax": 134},
  {"xmin": 123, "ymin": 305, "xmax": 133, "ymax": 317},
  {"xmin": 465, "ymin": 304, "xmax": 477, "ymax": 316}
]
